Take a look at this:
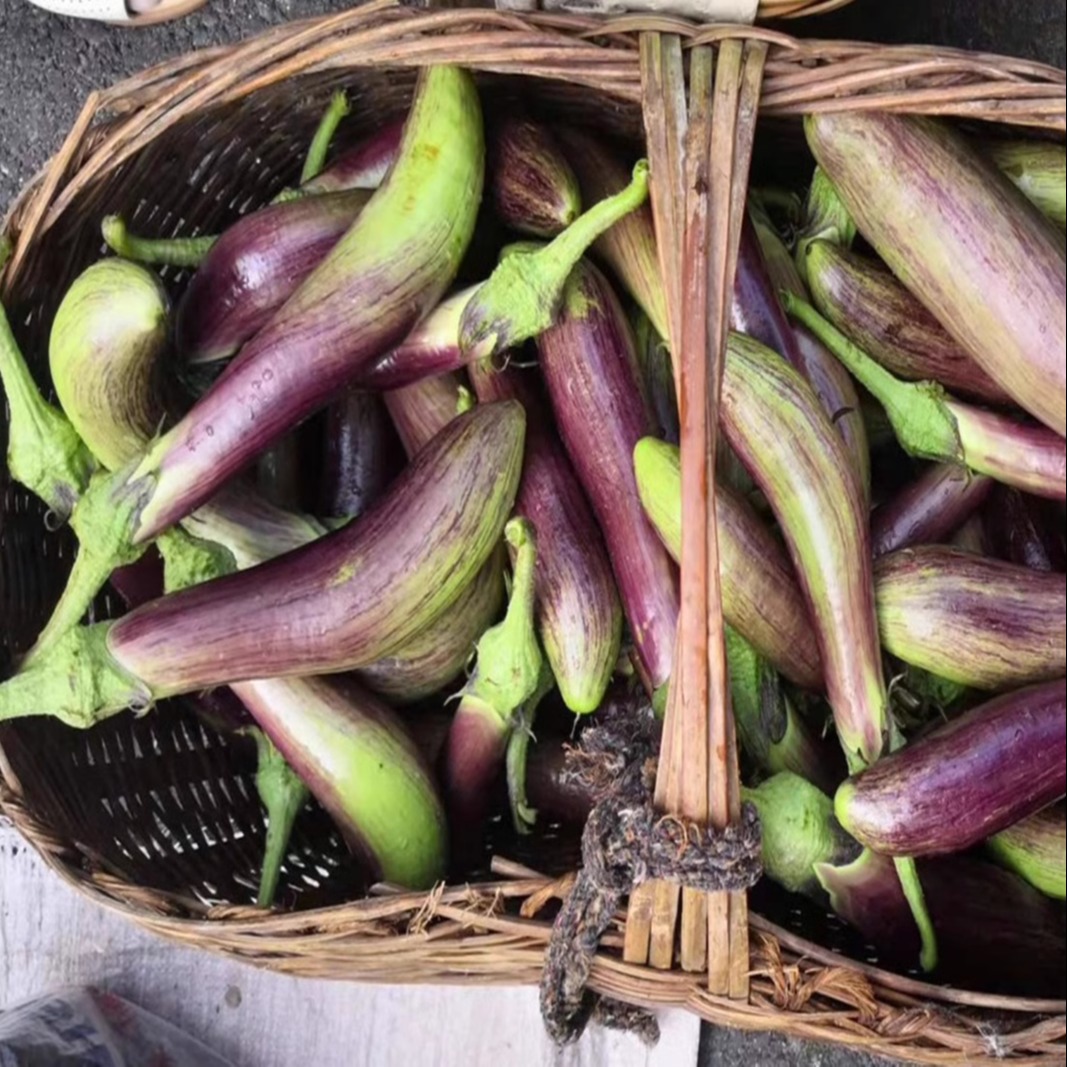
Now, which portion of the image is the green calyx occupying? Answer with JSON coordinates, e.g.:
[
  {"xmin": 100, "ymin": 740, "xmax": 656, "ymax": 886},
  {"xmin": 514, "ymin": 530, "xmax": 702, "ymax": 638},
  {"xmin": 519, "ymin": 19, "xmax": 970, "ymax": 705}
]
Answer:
[
  {"xmin": 782, "ymin": 285, "xmax": 963, "ymax": 465},
  {"xmin": 0, "ymin": 623, "xmax": 149, "ymax": 728},
  {"xmin": 463, "ymin": 517, "xmax": 544, "ymax": 723},
  {"xmin": 102, "ymin": 215, "xmax": 216, "ymax": 269},
  {"xmin": 458, "ymin": 160, "xmax": 650, "ymax": 360},
  {"xmin": 300, "ymin": 90, "xmax": 351, "ymax": 185},
  {"xmin": 1, "ymin": 254, "xmax": 96, "ymax": 519},
  {"xmin": 252, "ymin": 727, "xmax": 311, "ymax": 909},
  {"xmin": 22, "ymin": 466, "xmax": 151, "ymax": 665},
  {"xmin": 159, "ymin": 525, "xmax": 237, "ymax": 593},
  {"xmin": 795, "ymin": 167, "xmax": 857, "ymax": 287},
  {"xmin": 742, "ymin": 772, "xmax": 858, "ymax": 900}
]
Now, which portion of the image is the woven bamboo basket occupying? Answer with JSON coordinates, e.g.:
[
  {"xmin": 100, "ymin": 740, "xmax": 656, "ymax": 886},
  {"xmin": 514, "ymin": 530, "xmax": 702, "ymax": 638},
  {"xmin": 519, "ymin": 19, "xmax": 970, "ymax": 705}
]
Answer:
[{"xmin": 2, "ymin": 4, "xmax": 1065, "ymax": 1063}]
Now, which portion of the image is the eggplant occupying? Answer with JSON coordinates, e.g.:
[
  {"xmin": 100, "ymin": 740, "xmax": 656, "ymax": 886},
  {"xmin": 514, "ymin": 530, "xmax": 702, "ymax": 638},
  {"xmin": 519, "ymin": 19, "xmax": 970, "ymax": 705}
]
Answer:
[
  {"xmin": 785, "ymin": 287, "xmax": 1066, "ymax": 502},
  {"xmin": 984, "ymin": 139, "xmax": 1066, "ymax": 227},
  {"xmin": 805, "ymin": 242, "xmax": 1011, "ymax": 404},
  {"xmin": 987, "ymin": 802, "xmax": 1066, "ymax": 901},
  {"xmin": 875, "ymin": 547, "xmax": 1065, "ymax": 690},
  {"xmin": 722, "ymin": 333, "xmax": 888, "ymax": 773},
  {"xmin": 444, "ymin": 519, "xmax": 545, "ymax": 835},
  {"xmin": 556, "ymin": 128, "xmax": 669, "ymax": 341},
  {"xmin": 457, "ymin": 165, "xmax": 649, "ymax": 362},
  {"xmin": 630, "ymin": 307, "xmax": 678, "ymax": 444},
  {"xmin": 537, "ymin": 259, "xmax": 678, "ymax": 696},
  {"xmin": 871, "ymin": 464, "xmax": 994, "ymax": 558},
  {"xmin": 733, "ymin": 216, "xmax": 869, "ymax": 502},
  {"xmin": 793, "ymin": 165, "xmax": 856, "ymax": 287},
  {"xmin": 0, "ymin": 401, "xmax": 524, "ymax": 727},
  {"xmin": 726, "ymin": 630, "xmax": 843, "ymax": 796},
  {"xmin": 299, "ymin": 119, "xmax": 404, "ymax": 196},
  {"xmin": 383, "ymin": 372, "xmax": 466, "ymax": 458},
  {"xmin": 468, "ymin": 358, "xmax": 621, "ymax": 714},
  {"xmin": 743, "ymin": 772, "xmax": 858, "ymax": 899},
  {"xmin": 806, "ymin": 113, "xmax": 1066, "ymax": 436},
  {"xmin": 357, "ymin": 553, "xmax": 505, "ymax": 704},
  {"xmin": 835, "ymin": 678, "xmax": 1067, "ymax": 856},
  {"xmin": 984, "ymin": 485, "xmax": 1066, "ymax": 573},
  {"xmin": 817, "ymin": 848, "xmax": 1065, "ymax": 998},
  {"xmin": 632, "ymin": 437, "xmax": 823, "ymax": 691},
  {"xmin": 0, "ymin": 240, "xmax": 95, "ymax": 520},
  {"xmin": 489, "ymin": 116, "xmax": 581, "ymax": 237},
  {"xmin": 33, "ymin": 67, "xmax": 485, "ymax": 649},
  {"xmin": 749, "ymin": 206, "xmax": 869, "ymax": 499},
  {"xmin": 318, "ymin": 390, "xmax": 402, "ymax": 520},
  {"xmin": 176, "ymin": 188, "xmax": 373, "ymax": 366}
]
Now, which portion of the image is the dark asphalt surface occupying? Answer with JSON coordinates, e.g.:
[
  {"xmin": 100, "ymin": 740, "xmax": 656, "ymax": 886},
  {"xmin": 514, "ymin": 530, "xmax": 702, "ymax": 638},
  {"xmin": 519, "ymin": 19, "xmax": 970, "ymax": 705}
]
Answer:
[{"xmin": 0, "ymin": 1, "xmax": 1062, "ymax": 1064}]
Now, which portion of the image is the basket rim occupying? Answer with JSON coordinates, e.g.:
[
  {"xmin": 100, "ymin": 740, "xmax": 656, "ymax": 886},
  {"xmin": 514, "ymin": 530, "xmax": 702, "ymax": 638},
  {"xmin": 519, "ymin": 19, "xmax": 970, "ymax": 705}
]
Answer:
[{"xmin": 2, "ymin": 5, "xmax": 1066, "ymax": 1060}]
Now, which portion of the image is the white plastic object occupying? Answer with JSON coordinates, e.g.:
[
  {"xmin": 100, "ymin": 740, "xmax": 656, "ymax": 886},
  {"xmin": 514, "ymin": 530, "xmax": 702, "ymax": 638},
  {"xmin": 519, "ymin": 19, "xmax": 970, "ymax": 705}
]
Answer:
[{"xmin": 27, "ymin": 0, "xmax": 208, "ymax": 24}]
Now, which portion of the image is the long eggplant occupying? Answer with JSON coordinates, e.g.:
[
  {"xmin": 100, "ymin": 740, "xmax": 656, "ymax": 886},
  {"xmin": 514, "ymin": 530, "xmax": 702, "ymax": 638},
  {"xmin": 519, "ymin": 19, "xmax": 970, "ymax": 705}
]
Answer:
[
  {"xmin": 0, "ymin": 401, "xmax": 524, "ymax": 727},
  {"xmin": 875, "ymin": 547, "xmax": 1065, "ymax": 690},
  {"xmin": 806, "ymin": 113, "xmax": 1066, "ymax": 435},
  {"xmin": 835, "ymin": 678, "xmax": 1066, "ymax": 856},
  {"xmin": 32, "ymin": 67, "xmax": 485, "ymax": 651},
  {"xmin": 318, "ymin": 390, "xmax": 402, "ymax": 520},
  {"xmin": 805, "ymin": 241, "xmax": 1011, "ymax": 404},
  {"xmin": 383, "ymin": 372, "xmax": 466, "ymax": 458},
  {"xmin": 785, "ymin": 288, "xmax": 1066, "ymax": 502},
  {"xmin": 988, "ymin": 802, "xmax": 1066, "ymax": 901},
  {"xmin": 299, "ymin": 119, "xmax": 404, "ymax": 196},
  {"xmin": 489, "ymin": 116, "xmax": 580, "ymax": 237},
  {"xmin": 468, "ymin": 358, "xmax": 621, "ymax": 714},
  {"xmin": 817, "ymin": 848, "xmax": 1066, "ymax": 998},
  {"xmin": 537, "ymin": 259, "xmax": 678, "ymax": 696},
  {"xmin": 722, "ymin": 333, "xmax": 888, "ymax": 773},
  {"xmin": 632, "ymin": 437, "xmax": 822, "ymax": 691},
  {"xmin": 984, "ymin": 139, "xmax": 1066, "ymax": 227},
  {"xmin": 984, "ymin": 485, "xmax": 1066, "ymax": 573},
  {"xmin": 871, "ymin": 464, "xmax": 993, "ymax": 558}
]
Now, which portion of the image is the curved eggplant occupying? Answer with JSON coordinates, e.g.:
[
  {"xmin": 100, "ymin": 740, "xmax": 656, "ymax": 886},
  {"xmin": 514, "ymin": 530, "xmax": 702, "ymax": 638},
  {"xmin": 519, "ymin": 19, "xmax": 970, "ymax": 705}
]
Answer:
[{"xmin": 988, "ymin": 802, "xmax": 1066, "ymax": 901}]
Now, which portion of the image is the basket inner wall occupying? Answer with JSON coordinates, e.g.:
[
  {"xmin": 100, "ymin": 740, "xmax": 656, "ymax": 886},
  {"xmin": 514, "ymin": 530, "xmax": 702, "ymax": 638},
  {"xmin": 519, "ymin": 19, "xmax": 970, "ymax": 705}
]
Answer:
[{"xmin": 1, "ymin": 62, "xmax": 1056, "ymax": 1003}]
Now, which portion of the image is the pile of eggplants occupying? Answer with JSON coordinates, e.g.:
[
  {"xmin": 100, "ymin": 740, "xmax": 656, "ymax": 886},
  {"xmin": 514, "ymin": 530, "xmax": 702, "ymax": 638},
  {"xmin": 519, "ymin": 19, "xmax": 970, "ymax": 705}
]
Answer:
[{"xmin": 1, "ymin": 66, "xmax": 1064, "ymax": 996}]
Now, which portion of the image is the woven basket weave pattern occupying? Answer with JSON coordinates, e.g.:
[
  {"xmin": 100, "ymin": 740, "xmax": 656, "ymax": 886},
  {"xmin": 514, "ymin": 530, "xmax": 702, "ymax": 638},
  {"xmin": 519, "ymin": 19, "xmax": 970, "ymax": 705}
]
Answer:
[{"xmin": 2, "ymin": 6, "xmax": 1065, "ymax": 1063}]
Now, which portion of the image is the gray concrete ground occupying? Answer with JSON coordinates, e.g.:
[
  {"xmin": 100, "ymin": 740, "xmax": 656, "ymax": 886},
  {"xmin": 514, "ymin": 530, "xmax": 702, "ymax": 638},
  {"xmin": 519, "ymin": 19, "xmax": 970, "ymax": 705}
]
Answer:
[{"xmin": 0, "ymin": 1, "xmax": 1062, "ymax": 1064}]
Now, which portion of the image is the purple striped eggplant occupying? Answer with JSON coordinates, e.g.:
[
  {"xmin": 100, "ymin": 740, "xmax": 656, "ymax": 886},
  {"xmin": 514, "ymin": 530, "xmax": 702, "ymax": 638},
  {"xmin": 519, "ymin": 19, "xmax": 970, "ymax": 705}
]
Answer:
[
  {"xmin": 383, "ymin": 372, "xmax": 466, "ymax": 458},
  {"xmin": 739, "ymin": 213, "xmax": 869, "ymax": 501},
  {"xmin": 744, "ymin": 772, "xmax": 859, "ymax": 900},
  {"xmin": 632, "ymin": 437, "xmax": 823, "ymax": 691},
  {"xmin": 806, "ymin": 113, "xmax": 1067, "ymax": 436},
  {"xmin": 299, "ymin": 119, "xmax": 404, "ymax": 196},
  {"xmin": 988, "ymin": 802, "xmax": 1066, "ymax": 901},
  {"xmin": 33, "ymin": 67, "xmax": 485, "ymax": 648},
  {"xmin": 875, "ymin": 546, "xmax": 1065, "ymax": 690},
  {"xmin": 468, "ymin": 358, "xmax": 621, "ymax": 713},
  {"xmin": 536, "ymin": 259, "xmax": 678, "ymax": 696},
  {"xmin": 984, "ymin": 485, "xmax": 1066, "ymax": 574},
  {"xmin": 835, "ymin": 678, "xmax": 1067, "ymax": 856},
  {"xmin": 318, "ymin": 390, "xmax": 403, "ymax": 520},
  {"xmin": 722, "ymin": 333, "xmax": 888, "ymax": 772},
  {"xmin": 984, "ymin": 139, "xmax": 1066, "ymax": 228},
  {"xmin": 0, "ymin": 239, "xmax": 95, "ymax": 521},
  {"xmin": 871, "ymin": 464, "xmax": 993, "ymax": 558},
  {"xmin": 489, "ymin": 116, "xmax": 580, "ymax": 238},
  {"xmin": 817, "ymin": 848, "xmax": 1065, "ymax": 998},
  {"xmin": 785, "ymin": 288, "xmax": 1066, "ymax": 502},
  {"xmin": 556, "ymin": 128, "xmax": 669, "ymax": 341},
  {"xmin": 805, "ymin": 241, "xmax": 1011, "ymax": 404},
  {"xmin": 176, "ymin": 188, "xmax": 373, "ymax": 366},
  {"xmin": 0, "ymin": 402, "xmax": 524, "ymax": 727},
  {"xmin": 235, "ymin": 673, "xmax": 446, "ymax": 890},
  {"xmin": 49, "ymin": 259, "xmax": 170, "ymax": 473},
  {"xmin": 357, "ymin": 553, "xmax": 505, "ymax": 704}
]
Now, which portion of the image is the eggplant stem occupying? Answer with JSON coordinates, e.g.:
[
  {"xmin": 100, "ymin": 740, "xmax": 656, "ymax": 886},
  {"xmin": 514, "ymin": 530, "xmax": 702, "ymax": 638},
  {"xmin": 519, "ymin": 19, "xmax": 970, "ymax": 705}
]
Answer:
[
  {"xmin": 158, "ymin": 526, "xmax": 237, "ymax": 594},
  {"xmin": 253, "ymin": 728, "xmax": 311, "ymax": 909},
  {"xmin": 0, "ymin": 624, "xmax": 148, "ymax": 728},
  {"xmin": 893, "ymin": 855, "xmax": 939, "ymax": 973},
  {"xmin": 102, "ymin": 216, "xmax": 216, "ymax": 269},
  {"xmin": 795, "ymin": 167, "xmax": 856, "ymax": 286},
  {"xmin": 0, "ymin": 265, "xmax": 95, "ymax": 520},
  {"xmin": 300, "ymin": 90, "xmax": 351, "ymax": 186},
  {"xmin": 505, "ymin": 660, "xmax": 555, "ymax": 835},
  {"xmin": 782, "ymin": 292, "xmax": 963, "ymax": 465},
  {"xmin": 458, "ymin": 161, "xmax": 650, "ymax": 360}
]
